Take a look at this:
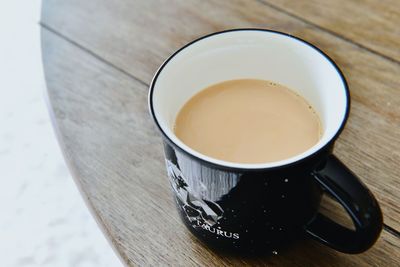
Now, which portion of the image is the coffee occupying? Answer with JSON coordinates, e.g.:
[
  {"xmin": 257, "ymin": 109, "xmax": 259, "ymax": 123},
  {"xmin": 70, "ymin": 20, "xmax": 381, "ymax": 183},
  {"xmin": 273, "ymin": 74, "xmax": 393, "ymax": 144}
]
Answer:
[{"xmin": 174, "ymin": 79, "xmax": 321, "ymax": 163}]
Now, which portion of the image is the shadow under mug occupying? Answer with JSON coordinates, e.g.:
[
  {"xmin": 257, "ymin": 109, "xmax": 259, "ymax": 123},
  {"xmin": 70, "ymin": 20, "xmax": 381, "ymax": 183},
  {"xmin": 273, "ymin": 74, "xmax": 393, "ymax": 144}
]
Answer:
[{"xmin": 149, "ymin": 29, "xmax": 382, "ymax": 254}]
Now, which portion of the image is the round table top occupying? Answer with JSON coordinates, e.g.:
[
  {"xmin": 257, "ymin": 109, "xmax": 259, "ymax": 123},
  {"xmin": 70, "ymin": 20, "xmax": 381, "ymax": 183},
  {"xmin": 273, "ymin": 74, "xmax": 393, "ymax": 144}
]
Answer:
[{"xmin": 41, "ymin": 0, "xmax": 400, "ymax": 266}]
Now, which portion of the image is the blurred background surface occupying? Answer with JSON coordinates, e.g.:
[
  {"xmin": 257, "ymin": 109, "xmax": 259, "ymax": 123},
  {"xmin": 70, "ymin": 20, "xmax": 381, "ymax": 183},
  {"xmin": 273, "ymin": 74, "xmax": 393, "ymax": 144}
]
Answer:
[{"xmin": 0, "ymin": 1, "xmax": 122, "ymax": 266}]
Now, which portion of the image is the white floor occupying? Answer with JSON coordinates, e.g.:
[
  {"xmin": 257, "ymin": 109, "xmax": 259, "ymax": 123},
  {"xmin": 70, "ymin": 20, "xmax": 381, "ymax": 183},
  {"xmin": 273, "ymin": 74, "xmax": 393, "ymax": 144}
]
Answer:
[{"xmin": 0, "ymin": 1, "xmax": 122, "ymax": 266}]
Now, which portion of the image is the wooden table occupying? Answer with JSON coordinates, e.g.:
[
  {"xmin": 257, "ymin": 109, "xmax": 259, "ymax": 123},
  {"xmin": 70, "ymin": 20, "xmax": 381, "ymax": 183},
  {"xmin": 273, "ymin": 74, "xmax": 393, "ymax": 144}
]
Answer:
[{"xmin": 41, "ymin": 1, "xmax": 400, "ymax": 266}]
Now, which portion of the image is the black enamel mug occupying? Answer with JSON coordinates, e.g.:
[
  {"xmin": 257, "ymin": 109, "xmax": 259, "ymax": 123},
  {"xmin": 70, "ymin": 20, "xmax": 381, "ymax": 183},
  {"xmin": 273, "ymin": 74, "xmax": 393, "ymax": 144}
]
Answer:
[{"xmin": 149, "ymin": 29, "xmax": 382, "ymax": 254}]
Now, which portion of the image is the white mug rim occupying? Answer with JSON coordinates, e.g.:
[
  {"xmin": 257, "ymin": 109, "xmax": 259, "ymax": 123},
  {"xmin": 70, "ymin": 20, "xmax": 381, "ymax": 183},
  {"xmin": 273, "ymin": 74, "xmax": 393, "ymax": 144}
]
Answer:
[{"xmin": 148, "ymin": 28, "xmax": 350, "ymax": 171}]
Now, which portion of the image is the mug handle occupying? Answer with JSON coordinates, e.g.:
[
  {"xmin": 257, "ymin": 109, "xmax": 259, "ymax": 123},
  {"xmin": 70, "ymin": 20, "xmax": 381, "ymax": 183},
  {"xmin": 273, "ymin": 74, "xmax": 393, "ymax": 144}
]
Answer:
[{"xmin": 305, "ymin": 154, "xmax": 383, "ymax": 254}]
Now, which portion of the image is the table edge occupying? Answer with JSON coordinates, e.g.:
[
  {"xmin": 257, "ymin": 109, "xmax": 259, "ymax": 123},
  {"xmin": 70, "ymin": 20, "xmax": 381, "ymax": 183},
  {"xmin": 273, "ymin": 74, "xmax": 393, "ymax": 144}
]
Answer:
[{"xmin": 43, "ymin": 83, "xmax": 128, "ymax": 267}]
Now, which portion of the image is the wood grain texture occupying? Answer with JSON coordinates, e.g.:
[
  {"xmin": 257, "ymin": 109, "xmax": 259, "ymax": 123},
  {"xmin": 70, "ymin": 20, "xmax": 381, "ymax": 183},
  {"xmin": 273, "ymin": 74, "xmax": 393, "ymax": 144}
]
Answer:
[
  {"xmin": 266, "ymin": 0, "xmax": 400, "ymax": 62},
  {"xmin": 42, "ymin": 27, "xmax": 400, "ymax": 267},
  {"xmin": 41, "ymin": 0, "xmax": 400, "ymax": 232}
]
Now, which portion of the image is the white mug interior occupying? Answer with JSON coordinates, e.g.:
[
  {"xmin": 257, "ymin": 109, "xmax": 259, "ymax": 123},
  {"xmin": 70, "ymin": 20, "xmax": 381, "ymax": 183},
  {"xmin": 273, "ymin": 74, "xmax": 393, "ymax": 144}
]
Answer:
[{"xmin": 150, "ymin": 29, "xmax": 348, "ymax": 169}]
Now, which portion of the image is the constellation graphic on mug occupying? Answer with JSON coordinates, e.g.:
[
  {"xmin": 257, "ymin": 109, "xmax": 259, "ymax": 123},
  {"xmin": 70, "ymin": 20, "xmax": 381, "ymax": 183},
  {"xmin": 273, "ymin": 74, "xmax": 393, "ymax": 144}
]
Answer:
[{"xmin": 166, "ymin": 160, "xmax": 223, "ymax": 226}]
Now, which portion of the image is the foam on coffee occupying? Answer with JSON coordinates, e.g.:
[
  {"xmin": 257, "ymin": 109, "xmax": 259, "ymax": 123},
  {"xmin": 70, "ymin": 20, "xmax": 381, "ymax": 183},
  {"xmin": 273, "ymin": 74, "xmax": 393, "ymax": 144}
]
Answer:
[{"xmin": 174, "ymin": 79, "xmax": 322, "ymax": 164}]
